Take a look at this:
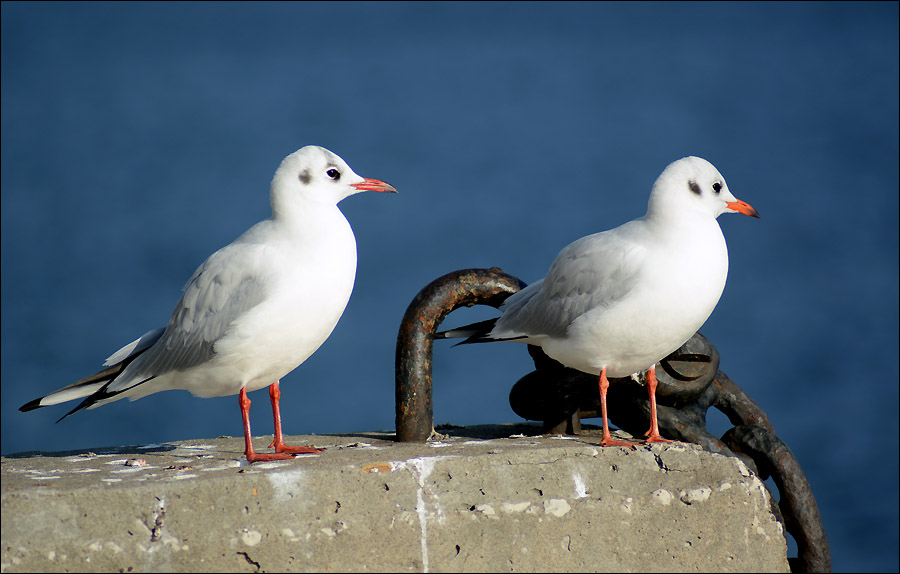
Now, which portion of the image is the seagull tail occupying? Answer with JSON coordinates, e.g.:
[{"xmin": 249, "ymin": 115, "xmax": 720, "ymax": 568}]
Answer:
[
  {"xmin": 19, "ymin": 328, "xmax": 165, "ymax": 421},
  {"xmin": 435, "ymin": 318, "xmax": 517, "ymax": 346},
  {"xmin": 18, "ymin": 363, "xmax": 125, "ymax": 420}
]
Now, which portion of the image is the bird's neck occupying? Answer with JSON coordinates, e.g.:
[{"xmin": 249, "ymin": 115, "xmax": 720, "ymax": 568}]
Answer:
[
  {"xmin": 641, "ymin": 210, "xmax": 728, "ymax": 268},
  {"xmin": 267, "ymin": 200, "xmax": 351, "ymax": 245},
  {"xmin": 645, "ymin": 207, "xmax": 719, "ymax": 235}
]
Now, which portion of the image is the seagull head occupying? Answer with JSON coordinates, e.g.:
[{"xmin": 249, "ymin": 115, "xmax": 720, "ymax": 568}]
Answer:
[
  {"xmin": 270, "ymin": 145, "xmax": 397, "ymax": 216},
  {"xmin": 647, "ymin": 156, "xmax": 759, "ymax": 221}
]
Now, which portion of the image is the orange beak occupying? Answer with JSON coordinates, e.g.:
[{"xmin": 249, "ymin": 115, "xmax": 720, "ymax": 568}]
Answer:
[
  {"xmin": 725, "ymin": 199, "xmax": 760, "ymax": 218},
  {"xmin": 351, "ymin": 178, "xmax": 398, "ymax": 194}
]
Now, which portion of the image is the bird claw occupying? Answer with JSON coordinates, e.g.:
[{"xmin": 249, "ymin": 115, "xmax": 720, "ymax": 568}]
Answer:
[
  {"xmin": 267, "ymin": 437, "xmax": 325, "ymax": 454},
  {"xmin": 273, "ymin": 444, "xmax": 326, "ymax": 454},
  {"xmin": 597, "ymin": 436, "xmax": 638, "ymax": 450},
  {"xmin": 245, "ymin": 443, "xmax": 325, "ymax": 463},
  {"xmin": 643, "ymin": 432, "xmax": 674, "ymax": 444},
  {"xmin": 244, "ymin": 451, "xmax": 303, "ymax": 463}
]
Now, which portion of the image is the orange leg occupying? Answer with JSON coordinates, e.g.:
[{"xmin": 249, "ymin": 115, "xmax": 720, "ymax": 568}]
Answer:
[
  {"xmin": 240, "ymin": 386, "xmax": 297, "ymax": 462},
  {"xmin": 643, "ymin": 365, "xmax": 674, "ymax": 444},
  {"xmin": 597, "ymin": 368, "xmax": 636, "ymax": 449},
  {"xmin": 266, "ymin": 381, "xmax": 325, "ymax": 455}
]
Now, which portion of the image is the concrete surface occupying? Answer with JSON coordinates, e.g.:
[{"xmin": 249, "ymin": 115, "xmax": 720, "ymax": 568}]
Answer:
[{"xmin": 1, "ymin": 424, "xmax": 789, "ymax": 573}]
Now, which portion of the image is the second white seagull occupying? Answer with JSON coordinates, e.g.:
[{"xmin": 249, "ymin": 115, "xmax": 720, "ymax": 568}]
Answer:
[
  {"xmin": 438, "ymin": 156, "xmax": 758, "ymax": 447},
  {"xmin": 20, "ymin": 145, "xmax": 397, "ymax": 462}
]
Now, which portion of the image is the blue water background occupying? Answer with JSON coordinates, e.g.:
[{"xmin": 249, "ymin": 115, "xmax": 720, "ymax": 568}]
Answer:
[{"xmin": 2, "ymin": 3, "xmax": 897, "ymax": 571}]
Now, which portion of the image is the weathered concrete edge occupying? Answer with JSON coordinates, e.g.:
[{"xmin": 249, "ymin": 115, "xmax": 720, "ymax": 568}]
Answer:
[{"xmin": 1, "ymin": 425, "xmax": 790, "ymax": 573}]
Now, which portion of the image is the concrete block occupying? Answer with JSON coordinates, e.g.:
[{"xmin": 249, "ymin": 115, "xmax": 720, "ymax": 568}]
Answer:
[{"xmin": 1, "ymin": 425, "xmax": 789, "ymax": 572}]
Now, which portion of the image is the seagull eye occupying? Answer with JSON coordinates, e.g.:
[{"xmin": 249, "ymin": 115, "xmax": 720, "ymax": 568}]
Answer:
[
  {"xmin": 712, "ymin": 182, "xmax": 722, "ymax": 194},
  {"xmin": 326, "ymin": 168, "xmax": 341, "ymax": 181}
]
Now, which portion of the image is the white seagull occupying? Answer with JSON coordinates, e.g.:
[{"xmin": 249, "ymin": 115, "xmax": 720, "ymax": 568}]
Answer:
[
  {"xmin": 20, "ymin": 145, "xmax": 397, "ymax": 462},
  {"xmin": 438, "ymin": 156, "xmax": 758, "ymax": 447}
]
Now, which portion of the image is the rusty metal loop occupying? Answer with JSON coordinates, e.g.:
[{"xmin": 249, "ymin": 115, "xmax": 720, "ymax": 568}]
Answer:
[
  {"xmin": 654, "ymin": 331, "xmax": 720, "ymax": 404},
  {"xmin": 395, "ymin": 267, "xmax": 830, "ymax": 572},
  {"xmin": 394, "ymin": 267, "xmax": 526, "ymax": 442}
]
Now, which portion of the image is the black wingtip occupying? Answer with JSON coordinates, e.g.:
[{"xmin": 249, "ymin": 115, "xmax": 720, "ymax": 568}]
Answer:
[
  {"xmin": 56, "ymin": 374, "xmax": 158, "ymax": 423},
  {"xmin": 435, "ymin": 318, "xmax": 500, "ymax": 345},
  {"xmin": 56, "ymin": 401, "xmax": 87, "ymax": 423},
  {"xmin": 19, "ymin": 395, "xmax": 91, "ymax": 422},
  {"xmin": 19, "ymin": 398, "xmax": 44, "ymax": 413}
]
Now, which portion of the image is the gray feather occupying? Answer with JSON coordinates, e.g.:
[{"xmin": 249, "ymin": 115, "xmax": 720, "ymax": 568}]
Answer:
[
  {"xmin": 494, "ymin": 226, "xmax": 647, "ymax": 338},
  {"xmin": 104, "ymin": 241, "xmax": 270, "ymax": 394}
]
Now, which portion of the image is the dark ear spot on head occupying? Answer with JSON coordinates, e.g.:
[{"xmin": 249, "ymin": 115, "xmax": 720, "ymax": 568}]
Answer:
[
  {"xmin": 299, "ymin": 169, "xmax": 311, "ymax": 185},
  {"xmin": 688, "ymin": 180, "xmax": 701, "ymax": 195}
]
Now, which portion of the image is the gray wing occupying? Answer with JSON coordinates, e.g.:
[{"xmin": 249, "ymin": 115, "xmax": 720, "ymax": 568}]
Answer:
[
  {"xmin": 105, "ymin": 241, "xmax": 271, "ymax": 393},
  {"xmin": 494, "ymin": 227, "xmax": 647, "ymax": 338}
]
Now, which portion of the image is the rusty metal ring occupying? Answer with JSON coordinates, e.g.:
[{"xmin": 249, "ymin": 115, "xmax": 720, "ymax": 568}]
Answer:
[{"xmin": 394, "ymin": 267, "xmax": 526, "ymax": 442}]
